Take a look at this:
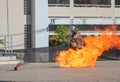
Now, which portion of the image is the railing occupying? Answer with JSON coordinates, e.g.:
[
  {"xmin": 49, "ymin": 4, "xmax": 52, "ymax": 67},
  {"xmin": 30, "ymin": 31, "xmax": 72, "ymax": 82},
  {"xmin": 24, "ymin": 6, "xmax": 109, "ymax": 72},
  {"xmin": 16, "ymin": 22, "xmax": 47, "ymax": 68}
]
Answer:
[
  {"xmin": 74, "ymin": 4, "xmax": 111, "ymax": 8},
  {"xmin": 115, "ymin": 5, "xmax": 120, "ymax": 8},
  {"xmin": 79, "ymin": 31, "xmax": 120, "ymax": 35},
  {"xmin": 49, "ymin": 31, "xmax": 120, "ymax": 35},
  {"xmin": 48, "ymin": 4, "xmax": 120, "ymax": 8},
  {"xmin": 48, "ymin": 4, "xmax": 70, "ymax": 7}
]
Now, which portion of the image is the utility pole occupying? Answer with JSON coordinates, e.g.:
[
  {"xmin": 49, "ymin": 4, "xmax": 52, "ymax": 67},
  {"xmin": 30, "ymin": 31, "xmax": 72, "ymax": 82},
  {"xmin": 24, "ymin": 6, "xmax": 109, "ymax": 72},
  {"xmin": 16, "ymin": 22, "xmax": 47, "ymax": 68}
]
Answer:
[
  {"xmin": 6, "ymin": 0, "xmax": 10, "ymax": 54},
  {"xmin": 4, "ymin": 0, "xmax": 13, "ymax": 56}
]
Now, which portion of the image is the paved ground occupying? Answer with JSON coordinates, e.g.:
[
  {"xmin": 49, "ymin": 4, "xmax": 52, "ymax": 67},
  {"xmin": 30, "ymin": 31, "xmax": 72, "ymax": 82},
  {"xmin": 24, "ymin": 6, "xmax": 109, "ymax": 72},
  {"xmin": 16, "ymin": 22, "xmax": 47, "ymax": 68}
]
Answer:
[{"xmin": 0, "ymin": 61, "xmax": 120, "ymax": 82}]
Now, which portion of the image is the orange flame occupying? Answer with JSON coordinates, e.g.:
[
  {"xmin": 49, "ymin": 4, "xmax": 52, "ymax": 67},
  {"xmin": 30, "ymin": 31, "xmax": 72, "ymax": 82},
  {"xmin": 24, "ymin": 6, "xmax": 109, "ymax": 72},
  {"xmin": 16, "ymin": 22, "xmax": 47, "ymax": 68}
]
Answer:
[{"xmin": 56, "ymin": 25, "xmax": 120, "ymax": 68}]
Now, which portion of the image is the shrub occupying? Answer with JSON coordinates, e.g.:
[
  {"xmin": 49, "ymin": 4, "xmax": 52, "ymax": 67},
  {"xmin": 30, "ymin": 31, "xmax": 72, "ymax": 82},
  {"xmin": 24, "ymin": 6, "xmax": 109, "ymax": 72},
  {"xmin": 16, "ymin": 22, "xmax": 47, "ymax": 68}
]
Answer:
[{"xmin": 49, "ymin": 25, "xmax": 71, "ymax": 46}]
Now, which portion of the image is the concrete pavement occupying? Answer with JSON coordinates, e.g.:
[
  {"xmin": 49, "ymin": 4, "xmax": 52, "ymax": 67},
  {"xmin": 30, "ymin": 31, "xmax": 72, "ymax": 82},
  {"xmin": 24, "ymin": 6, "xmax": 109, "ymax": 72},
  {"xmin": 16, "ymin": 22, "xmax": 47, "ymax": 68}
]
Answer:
[{"xmin": 0, "ymin": 61, "xmax": 120, "ymax": 82}]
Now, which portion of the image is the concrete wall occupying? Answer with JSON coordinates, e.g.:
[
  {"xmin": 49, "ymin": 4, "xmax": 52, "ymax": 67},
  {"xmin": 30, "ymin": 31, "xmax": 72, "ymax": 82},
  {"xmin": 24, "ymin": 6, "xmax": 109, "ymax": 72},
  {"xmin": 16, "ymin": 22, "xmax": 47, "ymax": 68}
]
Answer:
[
  {"xmin": 0, "ymin": 0, "xmax": 26, "ymax": 49},
  {"xmin": 32, "ymin": 0, "xmax": 49, "ymax": 48},
  {"xmin": 24, "ymin": 48, "xmax": 49, "ymax": 62},
  {"xmin": 0, "ymin": 0, "xmax": 7, "ymax": 36},
  {"xmin": 48, "ymin": 0, "xmax": 120, "ymax": 25},
  {"xmin": 49, "ymin": 7, "xmax": 113, "ymax": 18},
  {"xmin": 48, "ymin": 0, "xmax": 119, "ymax": 18}
]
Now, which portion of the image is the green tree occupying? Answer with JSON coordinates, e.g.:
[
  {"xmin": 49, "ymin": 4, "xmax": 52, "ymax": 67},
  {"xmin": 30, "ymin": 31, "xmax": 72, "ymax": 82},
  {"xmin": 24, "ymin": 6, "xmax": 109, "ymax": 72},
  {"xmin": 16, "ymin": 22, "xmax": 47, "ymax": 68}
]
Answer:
[
  {"xmin": 50, "ymin": 25, "xmax": 71, "ymax": 46},
  {"xmin": 0, "ymin": 39, "xmax": 4, "ymax": 45}
]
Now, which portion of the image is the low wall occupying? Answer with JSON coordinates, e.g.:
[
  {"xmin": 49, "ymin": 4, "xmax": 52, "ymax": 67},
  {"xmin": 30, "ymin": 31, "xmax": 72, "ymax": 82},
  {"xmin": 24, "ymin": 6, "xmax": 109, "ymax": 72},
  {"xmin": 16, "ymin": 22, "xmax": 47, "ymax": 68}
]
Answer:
[{"xmin": 0, "ymin": 46, "xmax": 119, "ymax": 63}]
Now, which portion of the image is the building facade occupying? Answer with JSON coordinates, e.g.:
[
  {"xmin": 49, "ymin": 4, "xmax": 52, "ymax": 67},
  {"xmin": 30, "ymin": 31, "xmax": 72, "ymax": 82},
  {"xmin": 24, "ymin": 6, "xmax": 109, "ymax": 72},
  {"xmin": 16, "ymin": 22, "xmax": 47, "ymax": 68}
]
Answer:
[
  {"xmin": 0, "ymin": 0, "xmax": 25, "ymax": 50},
  {"xmin": 0, "ymin": 0, "xmax": 48, "ymax": 51},
  {"xmin": 0, "ymin": 0, "xmax": 120, "ymax": 51},
  {"xmin": 48, "ymin": 0, "xmax": 120, "ymax": 32}
]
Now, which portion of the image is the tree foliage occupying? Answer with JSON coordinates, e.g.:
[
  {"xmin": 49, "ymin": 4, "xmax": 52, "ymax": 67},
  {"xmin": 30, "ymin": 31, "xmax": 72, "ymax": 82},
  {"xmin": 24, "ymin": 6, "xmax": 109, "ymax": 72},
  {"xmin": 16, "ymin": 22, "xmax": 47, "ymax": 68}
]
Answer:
[
  {"xmin": 0, "ymin": 39, "xmax": 4, "ymax": 45},
  {"xmin": 49, "ymin": 25, "xmax": 71, "ymax": 46}
]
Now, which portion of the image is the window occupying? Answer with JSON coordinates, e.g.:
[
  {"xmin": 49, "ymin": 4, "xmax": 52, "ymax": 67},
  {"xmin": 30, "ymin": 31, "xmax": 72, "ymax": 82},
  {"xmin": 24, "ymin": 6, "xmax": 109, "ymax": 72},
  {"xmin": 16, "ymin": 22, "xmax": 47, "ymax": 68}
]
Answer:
[
  {"xmin": 48, "ymin": 0, "xmax": 70, "ymax": 7},
  {"xmin": 115, "ymin": 0, "xmax": 120, "ymax": 5},
  {"xmin": 24, "ymin": 0, "xmax": 31, "ymax": 15},
  {"xmin": 74, "ymin": 0, "xmax": 111, "ymax": 7},
  {"xmin": 49, "ymin": 0, "xmax": 69, "ymax": 4},
  {"xmin": 24, "ymin": 24, "xmax": 32, "ymax": 49},
  {"xmin": 49, "ymin": 16, "xmax": 70, "ymax": 24},
  {"xmin": 48, "ymin": 0, "xmax": 57, "ymax": 4},
  {"xmin": 115, "ymin": 0, "xmax": 120, "ymax": 8}
]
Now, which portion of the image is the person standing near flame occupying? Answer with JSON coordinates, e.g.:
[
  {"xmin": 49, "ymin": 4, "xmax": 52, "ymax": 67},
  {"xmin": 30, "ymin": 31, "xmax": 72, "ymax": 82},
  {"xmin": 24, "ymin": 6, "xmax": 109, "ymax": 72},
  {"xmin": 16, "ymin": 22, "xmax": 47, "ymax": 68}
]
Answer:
[{"xmin": 70, "ymin": 27, "xmax": 83, "ymax": 48}]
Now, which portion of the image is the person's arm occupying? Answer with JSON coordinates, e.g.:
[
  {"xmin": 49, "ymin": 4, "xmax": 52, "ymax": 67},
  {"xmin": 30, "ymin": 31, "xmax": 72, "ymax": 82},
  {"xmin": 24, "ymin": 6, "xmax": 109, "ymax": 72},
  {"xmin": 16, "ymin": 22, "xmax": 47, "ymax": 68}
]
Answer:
[{"xmin": 73, "ymin": 32, "xmax": 81, "ymax": 39}]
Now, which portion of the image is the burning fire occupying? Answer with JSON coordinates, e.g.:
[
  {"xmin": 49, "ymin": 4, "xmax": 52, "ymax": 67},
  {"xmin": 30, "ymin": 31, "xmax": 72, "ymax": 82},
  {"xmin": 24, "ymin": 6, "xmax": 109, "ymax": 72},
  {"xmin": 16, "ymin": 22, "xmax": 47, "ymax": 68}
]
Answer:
[{"xmin": 56, "ymin": 25, "xmax": 120, "ymax": 68}]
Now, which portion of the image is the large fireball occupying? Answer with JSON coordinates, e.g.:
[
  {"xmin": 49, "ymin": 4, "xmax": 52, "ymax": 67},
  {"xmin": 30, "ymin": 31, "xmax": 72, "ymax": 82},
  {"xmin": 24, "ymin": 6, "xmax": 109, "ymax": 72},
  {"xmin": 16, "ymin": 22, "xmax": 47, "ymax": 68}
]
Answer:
[{"xmin": 56, "ymin": 25, "xmax": 120, "ymax": 68}]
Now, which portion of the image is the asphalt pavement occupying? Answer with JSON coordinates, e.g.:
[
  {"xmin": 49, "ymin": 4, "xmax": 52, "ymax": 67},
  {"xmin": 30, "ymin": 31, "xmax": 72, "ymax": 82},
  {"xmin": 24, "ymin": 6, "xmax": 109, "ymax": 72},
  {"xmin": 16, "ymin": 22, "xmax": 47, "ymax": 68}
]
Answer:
[{"xmin": 0, "ymin": 61, "xmax": 120, "ymax": 82}]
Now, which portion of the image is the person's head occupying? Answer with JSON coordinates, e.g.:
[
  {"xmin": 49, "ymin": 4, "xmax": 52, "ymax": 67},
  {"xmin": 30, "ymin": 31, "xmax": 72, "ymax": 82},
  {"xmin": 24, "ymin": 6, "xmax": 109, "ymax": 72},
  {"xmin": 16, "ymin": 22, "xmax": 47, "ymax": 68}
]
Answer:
[
  {"xmin": 71, "ymin": 26, "xmax": 78, "ymax": 34},
  {"xmin": 71, "ymin": 29, "xmax": 77, "ymax": 34}
]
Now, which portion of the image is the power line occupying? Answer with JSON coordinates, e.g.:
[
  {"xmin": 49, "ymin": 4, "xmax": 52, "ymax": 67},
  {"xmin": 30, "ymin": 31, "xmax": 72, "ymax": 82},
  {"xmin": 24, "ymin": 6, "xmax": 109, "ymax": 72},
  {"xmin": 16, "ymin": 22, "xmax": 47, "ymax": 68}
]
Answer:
[{"xmin": 0, "ymin": 27, "xmax": 48, "ymax": 37}]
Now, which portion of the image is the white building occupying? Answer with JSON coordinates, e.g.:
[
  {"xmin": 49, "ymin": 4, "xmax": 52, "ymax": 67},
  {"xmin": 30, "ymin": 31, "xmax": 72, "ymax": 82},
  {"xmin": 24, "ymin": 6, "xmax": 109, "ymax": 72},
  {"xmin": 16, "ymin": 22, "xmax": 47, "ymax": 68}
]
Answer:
[
  {"xmin": 0, "ymin": 0, "xmax": 48, "ymax": 51},
  {"xmin": 48, "ymin": 0, "xmax": 120, "ymax": 25},
  {"xmin": 0, "ymin": 0, "xmax": 120, "ymax": 50}
]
